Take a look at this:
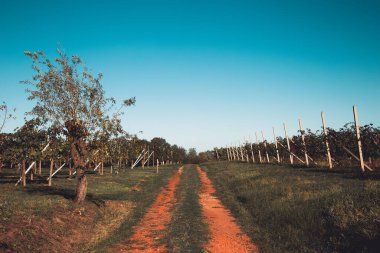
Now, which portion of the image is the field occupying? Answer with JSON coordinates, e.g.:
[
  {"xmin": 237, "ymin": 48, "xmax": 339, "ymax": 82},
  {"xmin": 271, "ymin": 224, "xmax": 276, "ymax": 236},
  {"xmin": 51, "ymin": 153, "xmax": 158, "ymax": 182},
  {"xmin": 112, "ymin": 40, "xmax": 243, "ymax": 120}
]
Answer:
[
  {"xmin": 0, "ymin": 165, "xmax": 179, "ymax": 252},
  {"xmin": 0, "ymin": 162, "xmax": 379, "ymax": 252},
  {"xmin": 202, "ymin": 161, "xmax": 380, "ymax": 253}
]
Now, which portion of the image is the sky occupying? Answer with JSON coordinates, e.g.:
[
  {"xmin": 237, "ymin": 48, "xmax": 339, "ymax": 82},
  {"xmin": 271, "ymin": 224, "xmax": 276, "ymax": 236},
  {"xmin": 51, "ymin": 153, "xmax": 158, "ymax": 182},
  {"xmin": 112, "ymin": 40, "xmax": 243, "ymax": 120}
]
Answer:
[{"xmin": 0, "ymin": 0, "xmax": 379, "ymax": 151}]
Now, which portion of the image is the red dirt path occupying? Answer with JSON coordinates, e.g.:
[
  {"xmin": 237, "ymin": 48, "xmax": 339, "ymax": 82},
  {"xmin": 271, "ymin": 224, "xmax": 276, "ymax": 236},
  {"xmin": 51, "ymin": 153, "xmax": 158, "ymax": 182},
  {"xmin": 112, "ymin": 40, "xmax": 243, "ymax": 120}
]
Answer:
[
  {"xmin": 197, "ymin": 167, "xmax": 259, "ymax": 253},
  {"xmin": 109, "ymin": 167, "xmax": 183, "ymax": 253}
]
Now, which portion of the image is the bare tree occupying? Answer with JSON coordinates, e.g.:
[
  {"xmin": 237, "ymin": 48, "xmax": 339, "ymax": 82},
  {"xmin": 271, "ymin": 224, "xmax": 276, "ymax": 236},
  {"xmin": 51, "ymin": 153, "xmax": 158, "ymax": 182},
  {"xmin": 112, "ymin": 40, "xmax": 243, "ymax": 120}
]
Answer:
[{"xmin": 0, "ymin": 102, "xmax": 15, "ymax": 171}]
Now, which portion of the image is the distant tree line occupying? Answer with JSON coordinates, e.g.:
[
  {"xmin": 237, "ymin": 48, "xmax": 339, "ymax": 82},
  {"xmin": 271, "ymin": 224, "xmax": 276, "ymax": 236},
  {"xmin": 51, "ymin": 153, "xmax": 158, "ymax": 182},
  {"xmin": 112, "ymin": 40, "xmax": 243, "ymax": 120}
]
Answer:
[{"xmin": 0, "ymin": 119, "xmax": 190, "ymax": 169}]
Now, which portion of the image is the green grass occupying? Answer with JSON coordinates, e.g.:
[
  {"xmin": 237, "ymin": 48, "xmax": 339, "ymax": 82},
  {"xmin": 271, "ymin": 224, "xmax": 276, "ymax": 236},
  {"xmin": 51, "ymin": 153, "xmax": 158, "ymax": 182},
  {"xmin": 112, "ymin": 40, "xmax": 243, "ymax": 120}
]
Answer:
[
  {"xmin": 167, "ymin": 165, "xmax": 208, "ymax": 252},
  {"xmin": 0, "ymin": 165, "xmax": 179, "ymax": 252},
  {"xmin": 201, "ymin": 161, "xmax": 380, "ymax": 253}
]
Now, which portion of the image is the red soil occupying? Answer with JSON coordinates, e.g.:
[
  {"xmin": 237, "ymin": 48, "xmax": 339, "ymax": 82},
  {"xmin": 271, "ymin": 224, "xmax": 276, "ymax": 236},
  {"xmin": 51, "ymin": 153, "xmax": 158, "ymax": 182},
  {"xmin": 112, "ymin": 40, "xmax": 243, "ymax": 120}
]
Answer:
[
  {"xmin": 197, "ymin": 167, "xmax": 259, "ymax": 253},
  {"xmin": 109, "ymin": 167, "xmax": 183, "ymax": 253}
]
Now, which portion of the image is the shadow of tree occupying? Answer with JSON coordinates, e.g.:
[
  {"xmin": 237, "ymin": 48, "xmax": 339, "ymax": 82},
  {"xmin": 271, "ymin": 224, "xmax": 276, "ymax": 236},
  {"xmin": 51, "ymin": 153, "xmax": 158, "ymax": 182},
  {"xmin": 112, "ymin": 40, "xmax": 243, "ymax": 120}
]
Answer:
[{"xmin": 24, "ymin": 186, "xmax": 106, "ymax": 207}]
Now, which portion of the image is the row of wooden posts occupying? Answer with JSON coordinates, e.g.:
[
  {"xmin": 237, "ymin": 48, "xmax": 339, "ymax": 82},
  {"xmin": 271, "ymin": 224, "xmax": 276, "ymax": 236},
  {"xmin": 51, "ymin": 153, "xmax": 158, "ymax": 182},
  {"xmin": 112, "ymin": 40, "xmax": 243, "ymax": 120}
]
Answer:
[
  {"xmin": 224, "ymin": 105, "xmax": 373, "ymax": 172},
  {"xmin": 132, "ymin": 148, "xmax": 175, "ymax": 169},
  {"xmin": 15, "ymin": 147, "xmax": 174, "ymax": 187},
  {"xmin": 15, "ymin": 159, "xmax": 75, "ymax": 187}
]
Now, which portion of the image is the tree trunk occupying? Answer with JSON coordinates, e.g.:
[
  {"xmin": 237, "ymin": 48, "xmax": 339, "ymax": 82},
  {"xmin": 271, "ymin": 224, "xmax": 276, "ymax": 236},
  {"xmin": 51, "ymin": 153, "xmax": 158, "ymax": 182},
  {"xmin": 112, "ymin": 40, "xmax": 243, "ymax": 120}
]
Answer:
[
  {"xmin": 69, "ymin": 160, "xmax": 72, "ymax": 177},
  {"xmin": 74, "ymin": 170, "xmax": 87, "ymax": 203},
  {"xmin": 73, "ymin": 158, "xmax": 87, "ymax": 204},
  {"xmin": 65, "ymin": 120, "xmax": 88, "ymax": 204}
]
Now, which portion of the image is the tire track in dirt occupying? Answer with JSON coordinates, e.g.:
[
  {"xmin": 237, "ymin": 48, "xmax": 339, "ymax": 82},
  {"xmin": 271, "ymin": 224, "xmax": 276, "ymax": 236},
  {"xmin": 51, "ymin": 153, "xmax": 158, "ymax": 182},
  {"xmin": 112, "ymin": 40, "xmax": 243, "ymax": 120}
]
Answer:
[
  {"xmin": 109, "ymin": 167, "xmax": 183, "ymax": 253},
  {"xmin": 197, "ymin": 166, "xmax": 259, "ymax": 253}
]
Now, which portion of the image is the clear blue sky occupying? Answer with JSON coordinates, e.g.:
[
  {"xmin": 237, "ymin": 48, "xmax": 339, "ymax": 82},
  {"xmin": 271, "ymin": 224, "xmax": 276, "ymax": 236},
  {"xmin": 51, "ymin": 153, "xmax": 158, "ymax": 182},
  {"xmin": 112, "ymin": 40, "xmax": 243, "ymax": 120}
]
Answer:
[{"xmin": 1, "ymin": 0, "xmax": 379, "ymax": 151}]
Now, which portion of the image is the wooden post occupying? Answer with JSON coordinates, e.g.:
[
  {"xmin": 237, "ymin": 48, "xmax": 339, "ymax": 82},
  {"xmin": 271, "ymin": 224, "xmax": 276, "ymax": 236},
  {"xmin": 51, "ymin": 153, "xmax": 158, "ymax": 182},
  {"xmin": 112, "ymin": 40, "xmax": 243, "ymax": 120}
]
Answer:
[
  {"xmin": 156, "ymin": 159, "xmax": 159, "ymax": 173},
  {"xmin": 142, "ymin": 146, "xmax": 146, "ymax": 169},
  {"xmin": 243, "ymin": 139, "xmax": 249, "ymax": 162},
  {"xmin": 250, "ymin": 142, "xmax": 255, "ymax": 163},
  {"xmin": 283, "ymin": 123, "xmax": 293, "ymax": 164},
  {"xmin": 30, "ymin": 161, "xmax": 35, "ymax": 181},
  {"xmin": 153, "ymin": 149, "xmax": 155, "ymax": 168},
  {"xmin": 147, "ymin": 146, "xmax": 150, "ymax": 167},
  {"xmin": 215, "ymin": 148, "xmax": 220, "ymax": 161},
  {"xmin": 101, "ymin": 161, "xmax": 104, "ymax": 175},
  {"xmin": 272, "ymin": 127, "xmax": 280, "ymax": 163},
  {"xmin": 255, "ymin": 132, "xmax": 262, "ymax": 163},
  {"xmin": 110, "ymin": 165, "xmax": 113, "ymax": 174},
  {"xmin": 321, "ymin": 112, "xmax": 333, "ymax": 169},
  {"xmin": 239, "ymin": 142, "xmax": 244, "ymax": 162},
  {"xmin": 22, "ymin": 160, "xmax": 26, "ymax": 187},
  {"xmin": 261, "ymin": 131, "xmax": 270, "ymax": 163},
  {"xmin": 249, "ymin": 136, "xmax": 255, "ymax": 163},
  {"xmin": 299, "ymin": 119, "xmax": 309, "ymax": 167},
  {"xmin": 33, "ymin": 161, "xmax": 37, "ymax": 177},
  {"xmin": 38, "ymin": 159, "xmax": 42, "ymax": 176},
  {"xmin": 48, "ymin": 160, "xmax": 53, "ymax": 187},
  {"xmin": 353, "ymin": 105, "xmax": 365, "ymax": 172},
  {"xmin": 277, "ymin": 141, "xmax": 305, "ymax": 164}
]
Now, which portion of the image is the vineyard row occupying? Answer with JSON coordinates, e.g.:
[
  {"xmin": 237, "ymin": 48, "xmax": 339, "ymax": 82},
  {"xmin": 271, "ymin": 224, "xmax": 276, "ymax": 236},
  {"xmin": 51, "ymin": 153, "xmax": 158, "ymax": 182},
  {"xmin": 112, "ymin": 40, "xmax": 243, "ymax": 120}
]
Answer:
[{"xmin": 213, "ymin": 105, "xmax": 379, "ymax": 171}]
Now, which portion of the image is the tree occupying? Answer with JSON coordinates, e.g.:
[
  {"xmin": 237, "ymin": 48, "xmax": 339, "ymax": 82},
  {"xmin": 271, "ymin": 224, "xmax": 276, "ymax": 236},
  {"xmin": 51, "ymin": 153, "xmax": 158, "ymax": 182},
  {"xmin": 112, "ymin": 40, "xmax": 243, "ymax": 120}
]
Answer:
[
  {"xmin": 151, "ymin": 137, "xmax": 171, "ymax": 163},
  {"xmin": 22, "ymin": 49, "xmax": 135, "ymax": 203},
  {"xmin": 171, "ymin": 144, "xmax": 186, "ymax": 163},
  {"xmin": 0, "ymin": 101, "xmax": 15, "ymax": 133},
  {"xmin": 0, "ymin": 102, "xmax": 15, "ymax": 171},
  {"xmin": 185, "ymin": 148, "xmax": 199, "ymax": 164}
]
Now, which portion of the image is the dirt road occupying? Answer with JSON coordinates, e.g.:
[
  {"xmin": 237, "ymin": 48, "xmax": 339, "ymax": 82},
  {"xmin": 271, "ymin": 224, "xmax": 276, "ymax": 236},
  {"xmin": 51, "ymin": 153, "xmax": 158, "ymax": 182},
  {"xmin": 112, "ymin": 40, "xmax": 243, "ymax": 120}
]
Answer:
[
  {"xmin": 109, "ymin": 167, "xmax": 183, "ymax": 252},
  {"xmin": 197, "ymin": 166, "xmax": 258, "ymax": 253},
  {"xmin": 109, "ymin": 165, "xmax": 258, "ymax": 252}
]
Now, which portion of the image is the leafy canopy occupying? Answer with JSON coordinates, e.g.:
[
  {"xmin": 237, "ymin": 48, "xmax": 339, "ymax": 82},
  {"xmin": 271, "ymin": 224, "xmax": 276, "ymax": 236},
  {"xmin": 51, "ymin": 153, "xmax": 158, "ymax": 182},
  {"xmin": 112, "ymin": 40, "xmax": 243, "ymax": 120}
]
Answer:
[{"xmin": 22, "ymin": 49, "xmax": 135, "ymax": 139}]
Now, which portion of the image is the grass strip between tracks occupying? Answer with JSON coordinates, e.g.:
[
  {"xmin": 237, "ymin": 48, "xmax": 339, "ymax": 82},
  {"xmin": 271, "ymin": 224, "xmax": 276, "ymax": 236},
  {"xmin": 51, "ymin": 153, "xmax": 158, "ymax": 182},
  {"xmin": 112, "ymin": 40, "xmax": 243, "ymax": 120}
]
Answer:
[{"xmin": 167, "ymin": 165, "xmax": 208, "ymax": 253}]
